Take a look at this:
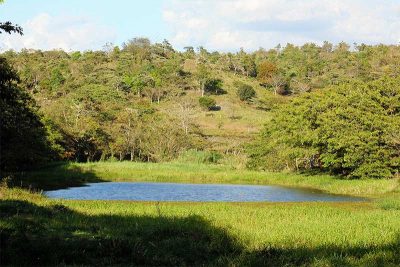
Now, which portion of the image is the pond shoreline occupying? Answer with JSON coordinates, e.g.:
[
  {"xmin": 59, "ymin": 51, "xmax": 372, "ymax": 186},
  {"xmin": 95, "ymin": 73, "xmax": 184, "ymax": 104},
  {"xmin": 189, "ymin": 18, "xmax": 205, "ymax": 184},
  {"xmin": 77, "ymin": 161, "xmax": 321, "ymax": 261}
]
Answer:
[
  {"xmin": 44, "ymin": 181, "xmax": 367, "ymax": 202},
  {"xmin": 13, "ymin": 161, "xmax": 399, "ymax": 198}
]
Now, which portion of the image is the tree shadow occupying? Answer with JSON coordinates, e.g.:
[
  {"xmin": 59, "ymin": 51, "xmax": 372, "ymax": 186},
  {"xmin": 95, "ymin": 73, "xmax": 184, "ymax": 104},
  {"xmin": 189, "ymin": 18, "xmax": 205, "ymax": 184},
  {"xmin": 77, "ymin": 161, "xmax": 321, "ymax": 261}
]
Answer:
[
  {"xmin": 1, "ymin": 200, "xmax": 399, "ymax": 266},
  {"xmin": 209, "ymin": 105, "xmax": 221, "ymax": 111},
  {"xmin": 5, "ymin": 162, "xmax": 102, "ymax": 190},
  {"xmin": 0, "ymin": 200, "xmax": 242, "ymax": 266}
]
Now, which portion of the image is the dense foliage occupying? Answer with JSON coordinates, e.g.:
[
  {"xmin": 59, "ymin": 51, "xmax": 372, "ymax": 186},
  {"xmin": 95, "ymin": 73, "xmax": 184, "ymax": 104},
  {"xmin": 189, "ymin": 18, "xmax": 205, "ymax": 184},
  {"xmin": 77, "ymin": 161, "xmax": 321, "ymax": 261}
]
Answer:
[
  {"xmin": 2, "ymin": 39, "xmax": 400, "ymax": 177},
  {"xmin": 249, "ymin": 77, "xmax": 400, "ymax": 178},
  {"xmin": 0, "ymin": 58, "xmax": 57, "ymax": 171}
]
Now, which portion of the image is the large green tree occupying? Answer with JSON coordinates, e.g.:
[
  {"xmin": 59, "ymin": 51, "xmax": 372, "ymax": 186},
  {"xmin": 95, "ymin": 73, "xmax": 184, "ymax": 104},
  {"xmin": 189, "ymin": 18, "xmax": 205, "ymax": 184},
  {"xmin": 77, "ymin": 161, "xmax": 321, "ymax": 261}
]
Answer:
[{"xmin": 248, "ymin": 77, "xmax": 400, "ymax": 179}]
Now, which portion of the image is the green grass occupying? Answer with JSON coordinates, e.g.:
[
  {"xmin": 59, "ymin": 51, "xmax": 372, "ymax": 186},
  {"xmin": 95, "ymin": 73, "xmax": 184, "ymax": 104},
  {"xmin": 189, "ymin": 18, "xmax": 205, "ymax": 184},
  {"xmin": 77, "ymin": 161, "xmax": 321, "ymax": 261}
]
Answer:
[
  {"xmin": 2, "ymin": 161, "xmax": 400, "ymax": 266},
  {"xmin": 14, "ymin": 161, "xmax": 400, "ymax": 197},
  {"xmin": 1, "ymin": 187, "xmax": 400, "ymax": 266}
]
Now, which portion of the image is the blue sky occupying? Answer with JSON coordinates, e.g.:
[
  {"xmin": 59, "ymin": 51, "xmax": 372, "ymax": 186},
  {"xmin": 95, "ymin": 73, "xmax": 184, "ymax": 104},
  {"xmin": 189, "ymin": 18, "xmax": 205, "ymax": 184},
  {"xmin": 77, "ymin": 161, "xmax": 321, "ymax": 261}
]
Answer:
[
  {"xmin": 1, "ymin": 0, "xmax": 400, "ymax": 52},
  {"xmin": 0, "ymin": 0, "xmax": 167, "ymax": 50}
]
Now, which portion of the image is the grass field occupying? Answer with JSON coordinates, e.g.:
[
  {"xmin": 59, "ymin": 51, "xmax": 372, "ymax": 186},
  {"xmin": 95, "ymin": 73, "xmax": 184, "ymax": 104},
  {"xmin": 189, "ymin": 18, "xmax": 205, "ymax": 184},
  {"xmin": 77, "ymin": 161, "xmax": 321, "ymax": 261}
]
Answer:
[{"xmin": 1, "ymin": 161, "xmax": 400, "ymax": 266}]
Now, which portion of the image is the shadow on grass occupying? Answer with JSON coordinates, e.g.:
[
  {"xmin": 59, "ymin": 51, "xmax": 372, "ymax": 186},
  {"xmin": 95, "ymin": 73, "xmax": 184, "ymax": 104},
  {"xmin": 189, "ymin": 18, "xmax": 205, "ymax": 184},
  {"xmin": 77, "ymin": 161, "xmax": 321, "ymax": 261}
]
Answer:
[
  {"xmin": 6, "ymin": 162, "xmax": 102, "ymax": 190},
  {"xmin": 0, "ymin": 200, "xmax": 240, "ymax": 266},
  {"xmin": 1, "ymin": 200, "xmax": 399, "ymax": 266}
]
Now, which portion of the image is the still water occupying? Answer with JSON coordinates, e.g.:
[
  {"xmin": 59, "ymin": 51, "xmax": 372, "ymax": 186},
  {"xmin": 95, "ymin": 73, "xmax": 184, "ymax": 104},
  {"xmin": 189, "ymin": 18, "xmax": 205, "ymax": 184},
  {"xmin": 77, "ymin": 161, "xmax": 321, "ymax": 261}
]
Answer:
[{"xmin": 45, "ymin": 182, "xmax": 365, "ymax": 202}]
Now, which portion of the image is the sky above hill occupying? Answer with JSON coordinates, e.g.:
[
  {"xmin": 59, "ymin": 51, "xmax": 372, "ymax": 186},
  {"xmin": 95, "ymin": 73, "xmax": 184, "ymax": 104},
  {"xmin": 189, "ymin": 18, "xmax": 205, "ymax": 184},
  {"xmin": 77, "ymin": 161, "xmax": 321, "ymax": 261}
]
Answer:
[{"xmin": 1, "ymin": 0, "xmax": 399, "ymax": 52}]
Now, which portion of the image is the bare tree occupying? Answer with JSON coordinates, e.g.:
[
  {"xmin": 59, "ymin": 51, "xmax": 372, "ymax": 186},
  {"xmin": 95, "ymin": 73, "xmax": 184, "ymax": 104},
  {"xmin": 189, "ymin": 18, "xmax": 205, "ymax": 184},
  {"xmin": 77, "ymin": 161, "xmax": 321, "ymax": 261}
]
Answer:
[
  {"xmin": 270, "ymin": 75, "xmax": 286, "ymax": 95},
  {"xmin": 171, "ymin": 98, "xmax": 197, "ymax": 135}
]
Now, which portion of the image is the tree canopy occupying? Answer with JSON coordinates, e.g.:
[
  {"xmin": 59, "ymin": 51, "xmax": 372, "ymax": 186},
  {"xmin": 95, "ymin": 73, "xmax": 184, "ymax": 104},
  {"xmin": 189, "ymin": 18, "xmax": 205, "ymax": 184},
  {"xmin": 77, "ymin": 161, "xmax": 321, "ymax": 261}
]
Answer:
[{"xmin": 248, "ymin": 77, "xmax": 400, "ymax": 178}]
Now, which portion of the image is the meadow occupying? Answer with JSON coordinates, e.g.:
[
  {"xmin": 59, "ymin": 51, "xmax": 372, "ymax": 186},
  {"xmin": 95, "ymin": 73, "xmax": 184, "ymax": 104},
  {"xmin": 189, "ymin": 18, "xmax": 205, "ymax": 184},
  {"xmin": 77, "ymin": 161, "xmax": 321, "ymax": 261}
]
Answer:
[{"xmin": 1, "ymin": 161, "xmax": 400, "ymax": 266}]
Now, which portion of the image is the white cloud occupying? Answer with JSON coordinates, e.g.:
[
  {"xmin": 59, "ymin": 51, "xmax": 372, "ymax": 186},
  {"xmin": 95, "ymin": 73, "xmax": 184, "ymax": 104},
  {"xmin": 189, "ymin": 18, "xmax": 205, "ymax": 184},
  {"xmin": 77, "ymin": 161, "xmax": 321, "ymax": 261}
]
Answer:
[
  {"xmin": 163, "ymin": 0, "xmax": 400, "ymax": 51},
  {"xmin": 0, "ymin": 13, "xmax": 117, "ymax": 52}
]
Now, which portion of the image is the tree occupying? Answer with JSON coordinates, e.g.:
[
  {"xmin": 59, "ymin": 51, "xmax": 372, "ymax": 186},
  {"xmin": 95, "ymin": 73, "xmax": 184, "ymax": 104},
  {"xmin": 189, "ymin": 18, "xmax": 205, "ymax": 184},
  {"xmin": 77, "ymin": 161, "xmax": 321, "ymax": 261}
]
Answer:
[
  {"xmin": 248, "ymin": 77, "xmax": 400, "ymax": 179},
  {"xmin": 270, "ymin": 75, "xmax": 287, "ymax": 95},
  {"xmin": 115, "ymin": 108, "xmax": 140, "ymax": 161},
  {"xmin": 0, "ymin": 58, "xmax": 55, "ymax": 170},
  {"xmin": 257, "ymin": 61, "xmax": 277, "ymax": 86},
  {"xmin": 0, "ymin": 21, "xmax": 23, "ymax": 35},
  {"xmin": 0, "ymin": 0, "xmax": 23, "ymax": 36},
  {"xmin": 121, "ymin": 37, "xmax": 151, "ymax": 63},
  {"xmin": 123, "ymin": 74, "xmax": 146, "ymax": 96},
  {"xmin": 171, "ymin": 97, "xmax": 197, "ymax": 135},
  {"xmin": 235, "ymin": 82, "xmax": 256, "ymax": 102},
  {"xmin": 0, "ymin": 14, "xmax": 58, "ymax": 171},
  {"xmin": 141, "ymin": 116, "xmax": 190, "ymax": 162},
  {"xmin": 183, "ymin": 46, "xmax": 195, "ymax": 59},
  {"xmin": 161, "ymin": 39, "xmax": 174, "ymax": 53},
  {"xmin": 204, "ymin": 78, "xmax": 224, "ymax": 95},
  {"xmin": 195, "ymin": 63, "xmax": 211, "ymax": 96},
  {"xmin": 237, "ymin": 49, "xmax": 257, "ymax": 77},
  {"xmin": 50, "ymin": 68, "xmax": 66, "ymax": 91}
]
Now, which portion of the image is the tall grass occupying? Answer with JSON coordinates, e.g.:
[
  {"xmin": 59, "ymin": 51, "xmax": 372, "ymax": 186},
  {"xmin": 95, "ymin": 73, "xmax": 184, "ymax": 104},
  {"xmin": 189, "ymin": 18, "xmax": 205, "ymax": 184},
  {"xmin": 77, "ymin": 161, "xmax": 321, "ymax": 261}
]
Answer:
[{"xmin": 18, "ymin": 161, "xmax": 399, "ymax": 197}]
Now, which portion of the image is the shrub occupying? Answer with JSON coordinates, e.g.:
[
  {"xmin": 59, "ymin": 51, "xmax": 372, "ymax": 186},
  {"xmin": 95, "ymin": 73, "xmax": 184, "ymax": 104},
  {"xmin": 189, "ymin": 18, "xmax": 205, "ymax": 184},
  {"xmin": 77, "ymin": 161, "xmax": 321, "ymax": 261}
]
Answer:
[
  {"xmin": 204, "ymin": 79, "xmax": 225, "ymax": 95},
  {"xmin": 199, "ymin": 96, "xmax": 216, "ymax": 110},
  {"xmin": 236, "ymin": 83, "xmax": 256, "ymax": 101}
]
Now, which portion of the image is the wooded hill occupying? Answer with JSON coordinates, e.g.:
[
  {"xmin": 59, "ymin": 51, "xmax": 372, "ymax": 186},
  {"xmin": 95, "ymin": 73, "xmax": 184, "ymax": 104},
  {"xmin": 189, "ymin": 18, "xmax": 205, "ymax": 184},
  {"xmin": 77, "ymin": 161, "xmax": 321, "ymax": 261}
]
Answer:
[{"xmin": 1, "ymin": 39, "xmax": 399, "ymax": 178}]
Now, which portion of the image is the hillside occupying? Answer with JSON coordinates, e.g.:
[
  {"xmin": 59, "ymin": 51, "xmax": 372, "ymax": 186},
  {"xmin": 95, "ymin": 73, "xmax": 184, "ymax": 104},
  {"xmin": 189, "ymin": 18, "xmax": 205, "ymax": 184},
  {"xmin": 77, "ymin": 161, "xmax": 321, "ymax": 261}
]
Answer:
[
  {"xmin": 2, "ymin": 43, "xmax": 280, "ymax": 162},
  {"xmin": 2, "ymin": 39, "xmax": 399, "ymax": 177}
]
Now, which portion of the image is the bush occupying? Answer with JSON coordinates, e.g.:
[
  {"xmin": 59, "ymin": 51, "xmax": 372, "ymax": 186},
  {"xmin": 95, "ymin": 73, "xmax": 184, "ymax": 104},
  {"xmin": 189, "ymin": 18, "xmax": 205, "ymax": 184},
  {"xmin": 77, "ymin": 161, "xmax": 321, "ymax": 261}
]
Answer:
[
  {"xmin": 199, "ymin": 96, "xmax": 216, "ymax": 110},
  {"xmin": 204, "ymin": 79, "xmax": 225, "ymax": 95},
  {"xmin": 236, "ymin": 83, "xmax": 256, "ymax": 101}
]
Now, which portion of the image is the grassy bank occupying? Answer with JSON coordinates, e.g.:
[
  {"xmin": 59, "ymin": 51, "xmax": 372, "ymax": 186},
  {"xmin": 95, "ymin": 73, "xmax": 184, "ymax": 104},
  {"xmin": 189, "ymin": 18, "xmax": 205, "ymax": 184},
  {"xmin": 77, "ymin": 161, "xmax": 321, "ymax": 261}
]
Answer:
[
  {"xmin": 2, "ymin": 161, "xmax": 400, "ymax": 266},
  {"xmin": 13, "ymin": 161, "xmax": 400, "ymax": 197},
  {"xmin": 1, "ymin": 187, "xmax": 400, "ymax": 266}
]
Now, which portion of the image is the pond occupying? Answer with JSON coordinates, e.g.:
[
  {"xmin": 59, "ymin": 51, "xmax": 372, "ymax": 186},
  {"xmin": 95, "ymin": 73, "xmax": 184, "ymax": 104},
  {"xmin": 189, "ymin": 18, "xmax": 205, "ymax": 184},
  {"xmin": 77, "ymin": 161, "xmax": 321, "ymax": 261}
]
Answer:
[{"xmin": 45, "ymin": 182, "xmax": 365, "ymax": 202}]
